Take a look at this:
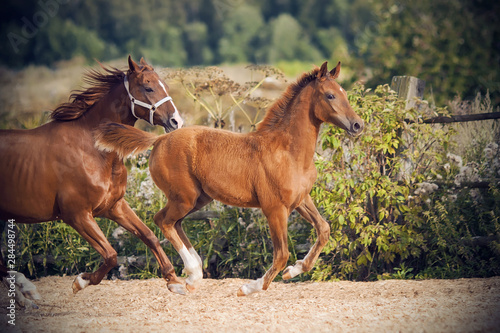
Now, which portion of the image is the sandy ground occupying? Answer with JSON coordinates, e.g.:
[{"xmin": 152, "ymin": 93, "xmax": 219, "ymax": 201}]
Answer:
[{"xmin": 1, "ymin": 275, "xmax": 499, "ymax": 333}]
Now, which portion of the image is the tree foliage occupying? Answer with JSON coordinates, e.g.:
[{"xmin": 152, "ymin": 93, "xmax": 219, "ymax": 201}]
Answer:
[{"xmin": 1, "ymin": 0, "xmax": 498, "ymax": 105}]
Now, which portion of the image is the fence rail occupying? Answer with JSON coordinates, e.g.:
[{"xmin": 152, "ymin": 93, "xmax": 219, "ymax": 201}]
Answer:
[{"xmin": 391, "ymin": 75, "xmax": 500, "ymax": 125}]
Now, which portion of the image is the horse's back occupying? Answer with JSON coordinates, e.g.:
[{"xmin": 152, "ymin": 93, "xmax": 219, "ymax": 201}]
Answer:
[{"xmin": 0, "ymin": 123, "xmax": 120, "ymax": 222}]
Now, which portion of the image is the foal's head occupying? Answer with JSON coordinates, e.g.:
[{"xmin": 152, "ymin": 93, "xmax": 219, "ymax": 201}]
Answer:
[
  {"xmin": 126, "ymin": 56, "xmax": 183, "ymax": 132},
  {"xmin": 312, "ymin": 62, "xmax": 363, "ymax": 136}
]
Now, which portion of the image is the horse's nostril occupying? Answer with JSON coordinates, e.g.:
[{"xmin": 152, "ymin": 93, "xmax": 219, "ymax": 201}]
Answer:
[
  {"xmin": 353, "ymin": 122, "xmax": 361, "ymax": 132},
  {"xmin": 170, "ymin": 118, "xmax": 178, "ymax": 128}
]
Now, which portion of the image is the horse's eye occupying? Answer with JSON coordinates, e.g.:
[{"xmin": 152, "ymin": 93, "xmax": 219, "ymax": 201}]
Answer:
[
  {"xmin": 327, "ymin": 94, "xmax": 335, "ymax": 100},
  {"xmin": 145, "ymin": 87, "xmax": 153, "ymax": 93}
]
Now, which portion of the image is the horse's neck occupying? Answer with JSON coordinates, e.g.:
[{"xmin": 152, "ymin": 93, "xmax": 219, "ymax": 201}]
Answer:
[{"xmin": 77, "ymin": 85, "xmax": 135, "ymax": 128}]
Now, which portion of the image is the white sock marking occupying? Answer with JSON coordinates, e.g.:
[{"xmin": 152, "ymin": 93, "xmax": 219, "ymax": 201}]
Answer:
[
  {"xmin": 179, "ymin": 245, "xmax": 202, "ymax": 286},
  {"xmin": 286, "ymin": 260, "xmax": 304, "ymax": 279},
  {"xmin": 240, "ymin": 278, "xmax": 264, "ymax": 296},
  {"xmin": 76, "ymin": 273, "xmax": 90, "ymax": 290},
  {"xmin": 189, "ymin": 247, "xmax": 203, "ymax": 267}
]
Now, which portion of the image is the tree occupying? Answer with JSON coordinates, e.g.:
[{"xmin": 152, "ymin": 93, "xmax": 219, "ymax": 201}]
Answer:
[
  {"xmin": 265, "ymin": 14, "xmax": 323, "ymax": 63},
  {"xmin": 354, "ymin": 0, "xmax": 500, "ymax": 105},
  {"xmin": 217, "ymin": 5, "xmax": 264, "ymax": 64}
]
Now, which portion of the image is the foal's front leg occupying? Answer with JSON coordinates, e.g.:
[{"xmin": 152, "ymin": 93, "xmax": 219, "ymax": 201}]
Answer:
[
  {"xmin": 283, "ymin": 195, "xmax": 330, "ymax": 280},
  {"xmin": 238, "ymin": 206, "xmax": 289, "ymax": 296}
]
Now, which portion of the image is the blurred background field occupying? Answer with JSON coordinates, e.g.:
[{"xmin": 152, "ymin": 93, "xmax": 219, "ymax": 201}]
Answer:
[{"xmin": 1, "ymin": 0, "xmax": 499, "ymax": 282}]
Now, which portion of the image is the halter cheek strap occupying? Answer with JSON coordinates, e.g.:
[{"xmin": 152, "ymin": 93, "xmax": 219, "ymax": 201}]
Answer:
[{"xmin": 123, "ymin": 75, "xmax": 173, "ymax": 125}]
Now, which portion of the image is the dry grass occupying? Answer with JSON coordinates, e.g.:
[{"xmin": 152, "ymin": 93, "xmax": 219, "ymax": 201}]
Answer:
[
  {"xmin": 0, "ymin": 58, "xmax": 287, "ymax": 132},
  {"xmin": 448, "ymin": 92, "xmax": 500, "ymax": 160}
]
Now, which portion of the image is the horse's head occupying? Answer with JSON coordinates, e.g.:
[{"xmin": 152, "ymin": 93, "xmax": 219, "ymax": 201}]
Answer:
[
  {"xmin": 125, "ymin": 56, "xmax": 183, "ymax": 132},
  {"xmin": 313, "ymin": 61, "xmax": 363, "ymax": 136}
]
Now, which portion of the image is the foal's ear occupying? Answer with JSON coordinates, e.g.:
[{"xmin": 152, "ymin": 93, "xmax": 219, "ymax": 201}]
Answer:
[
  {"xmin": 317, "ymin": 61, "xmax": 329, "ymax": 79},
  {"xmin": 128, "ymin": 55, "xmax": 141, "ymax": 73},
  {"xmin": 330, "ymin": 61, "xmax": 341, "ymax": 79},
  {"xmin": 140, "ymin": 57, "xmax": 148, "ymax": 66}
]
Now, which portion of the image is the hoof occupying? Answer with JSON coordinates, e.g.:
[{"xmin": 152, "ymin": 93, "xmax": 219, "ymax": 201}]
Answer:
[
  {"xmin": 186, "ymin": 282, "xmax": 198, "ymax": 293},
  {"xmin": 72, "ymin": 274, "xmax": 89, "ymax": 294},
  {"xmin": 168, "ymin": 283, "xmax": 187, "ymax": 295},
  {"xmin": 28, "ymin": 300, "xmax": 39, "ymax": 310},
  {"xmin": 237, "ymin": 287, "xmax": 247, "ymax": 297},
  {"xmin": 283, "ymin": 261, "xmax": 304, "ymax": 280},
  {"xmin": 282, "ymin": 267, "xmax": 292, "ymax": 280},
  {"xmin": 237, "ymin": 278, "xmax": 264, "ymax": 296}
]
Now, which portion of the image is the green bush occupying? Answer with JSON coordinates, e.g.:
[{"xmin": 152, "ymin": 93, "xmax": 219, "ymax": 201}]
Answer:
[{"xmin": 310, "ymin": 84, "xmax": 499, "ymax": 281}]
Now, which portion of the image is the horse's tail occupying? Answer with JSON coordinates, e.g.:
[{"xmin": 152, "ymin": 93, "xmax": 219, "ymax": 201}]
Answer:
[{"xmin": 94, "ymin": 123, "xmax": 160, "ymax": 159}]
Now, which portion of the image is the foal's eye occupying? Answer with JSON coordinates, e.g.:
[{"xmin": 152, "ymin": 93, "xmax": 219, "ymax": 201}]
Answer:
[
  {"xmin": 326, "ymin": 94, "xmax": 335, "ymax": 100},
  {"xmin": 145, "ymin": 87, "xmax": 153, "ymax": 93}
]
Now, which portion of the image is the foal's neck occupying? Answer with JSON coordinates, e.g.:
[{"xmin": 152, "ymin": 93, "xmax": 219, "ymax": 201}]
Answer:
[{"xmin": 278, "ymin": 85, "xmax": 322, "ymax": 162}]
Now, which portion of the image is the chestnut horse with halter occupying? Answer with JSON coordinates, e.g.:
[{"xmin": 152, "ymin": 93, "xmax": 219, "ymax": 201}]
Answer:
[
  {"xmin": 0, "ymin": 56, "xmax": 185, "ymax": 307},
  {"xmin": 96, "ymin": 61, "xmax": 363, "ymax": 296}
]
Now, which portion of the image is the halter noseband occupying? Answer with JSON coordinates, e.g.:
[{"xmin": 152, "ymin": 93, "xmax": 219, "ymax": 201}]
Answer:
[{"xmin": 123, "ymin": 75, "xmax": 174, "ymax": 126}]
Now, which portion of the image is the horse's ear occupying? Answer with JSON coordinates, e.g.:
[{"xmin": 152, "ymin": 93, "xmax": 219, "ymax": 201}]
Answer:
[
  {"xmin": 128, "ymin": 55, "xmax": 140, "ymax": 73},
  {"xmin": 330, "ymin": 61, "xmax": 341, "ymax": 79},
  {"xmin": 317, "ymin": 61, "xmax": 328, "ymax": 79},
  {"xmin": 140, "ymin": 57, "xmax": 148, "ymax": 66}
]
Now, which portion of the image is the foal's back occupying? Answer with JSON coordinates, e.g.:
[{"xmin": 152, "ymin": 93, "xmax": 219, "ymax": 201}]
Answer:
[{"xmin": 149, "ymin": 126, "xmax": 291, "ymax": 208}]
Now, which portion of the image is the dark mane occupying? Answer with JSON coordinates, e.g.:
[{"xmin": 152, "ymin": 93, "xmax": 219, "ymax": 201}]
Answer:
[
  {"xmin": 51, "ymin": 65, "xmax": 127, "ymax": 121},
  {"xmin": 257, "ymin": 67, "xmax": 321, "ymax": 131}
]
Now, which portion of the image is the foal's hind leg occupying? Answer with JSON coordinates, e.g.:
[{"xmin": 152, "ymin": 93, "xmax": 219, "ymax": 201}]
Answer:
[
  {"xmin": 283, "ymin": 195, "xmax": 330, "ymax": 280},
  {"xmin": 64, "ymin": 212, "xmax": 118, "ymax": 293},
  {"xmin": 105, "ymin": 199, "xmax": 186, "ymax": 295},
  {"xmin": 154, "ymin": 198, "xmax": 204, "ymax": 292},
  {"xmin": 173, "ymin": 193, "xmax": 213, "ymax": 291}
]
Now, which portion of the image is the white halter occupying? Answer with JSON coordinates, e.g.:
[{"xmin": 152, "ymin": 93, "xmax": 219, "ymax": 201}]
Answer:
[{"xmin": 123, "ymin": 75, "xmax": 174, "ymax": 126}]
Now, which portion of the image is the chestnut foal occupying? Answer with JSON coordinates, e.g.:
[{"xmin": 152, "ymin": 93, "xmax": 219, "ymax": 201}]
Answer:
[{"xmin": 96, "ymin": 62, "xmax": 363, "ymax": 296}]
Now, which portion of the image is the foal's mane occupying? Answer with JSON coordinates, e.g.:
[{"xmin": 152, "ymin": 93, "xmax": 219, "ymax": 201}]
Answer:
[
  {"xmin": 51, "ymin": 64, "xmax": 141, "ymax": 121},
  {"xmin": 257, "ymin": 66, "xmax": 321, "ymax": 131}
]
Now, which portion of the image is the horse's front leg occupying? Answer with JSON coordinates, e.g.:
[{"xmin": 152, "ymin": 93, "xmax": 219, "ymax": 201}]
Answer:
[
  {"xmin": 105, "ymin": 199, "xmax": 186, "ymax": 295},
  {"xmin": 63, "ymin": 211, "xmax": 117, "ymax": 293},
  {"xmin": 238, "ymin": 206, "xmax": 289, "ymax": 296},
  {"xmin": 283, "ymin": 194, "xmax": 330, "ymax": 280}
]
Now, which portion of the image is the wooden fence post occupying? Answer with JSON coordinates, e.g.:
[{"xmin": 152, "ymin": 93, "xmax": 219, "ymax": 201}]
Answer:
[
  {"xmin": 391, "ymin": 76, "xmax": 426, "ymax": 109},
  {"xmin": 391, "ymin": 76, "xmax": 426, "ymax": 181}
]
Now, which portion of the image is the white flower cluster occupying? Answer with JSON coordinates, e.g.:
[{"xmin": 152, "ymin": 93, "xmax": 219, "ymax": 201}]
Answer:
[
  {"xmin": 483, "ymin": 142, "xmax": 500, "ymax": 179},
  {"xmin": 414, "ymin": 182, "xmax": 439, "ymax": 196},
  {"xmin": 112, "ymin": 226, "xmax": 127, "ymax": 248},
  {"xmin": 454, "ymin": 163, "xmax": 480, "ymax": 187},
  {"xmin": 444, "ymin": 152, "xmax": 463, "ymax": 172},
  {"xmin": 127, "ymin": 166, "xmax": 157, "ymax": 206},
  {"xmin": 139, "ymin": 174, "xmax": 156, "ymax": 205}
]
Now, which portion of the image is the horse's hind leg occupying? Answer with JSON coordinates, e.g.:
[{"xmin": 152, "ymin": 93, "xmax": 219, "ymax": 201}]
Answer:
[
  {"xmin": 104, "ymin": 199, "xmax": 186, "ymax": 295},
  {"xmin": 64, "ymin": 212, "xmax": 118, "ymax": 293},
  {"xmin": 283, "ymin": 195, "xmax": 330, "ymax": 280}
]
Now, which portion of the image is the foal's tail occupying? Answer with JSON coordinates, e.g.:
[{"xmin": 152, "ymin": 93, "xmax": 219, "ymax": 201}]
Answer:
[{"xmin": 94, "ymin": 123, "xmax": 160, "ymax": 159}]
